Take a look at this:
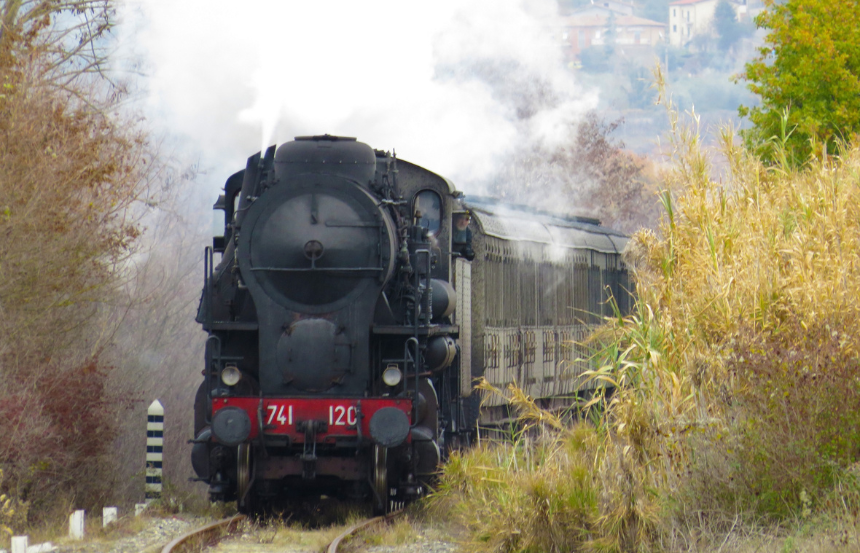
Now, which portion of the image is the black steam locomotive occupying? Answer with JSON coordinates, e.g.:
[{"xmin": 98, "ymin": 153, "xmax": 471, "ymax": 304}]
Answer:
[{"xmin": 191, "ymin": 135, "xmax": 631, "ymax": 514}]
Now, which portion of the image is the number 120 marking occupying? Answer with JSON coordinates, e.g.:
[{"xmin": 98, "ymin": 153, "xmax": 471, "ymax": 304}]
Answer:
[{"xmin": 330, "ymin": 405, "xmax": 357, "ymax": 426}]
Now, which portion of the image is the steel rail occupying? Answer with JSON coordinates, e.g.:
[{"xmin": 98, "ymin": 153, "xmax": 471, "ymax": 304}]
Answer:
[
  {"xmin": 160, "ymin": 514, "xmax": 246, "ymax": 553},
  {"xmin": 326, "ymin": 510, "xmax": 404, "ymax": 553}
]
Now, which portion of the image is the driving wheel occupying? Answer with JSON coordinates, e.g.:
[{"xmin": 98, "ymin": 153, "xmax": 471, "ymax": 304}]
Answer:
[
  {"xmin": 372, "ymin": 444, "xmax": 389, "ymax": 515},
  {"xmin": 236, "ymin": 443, "xmax": 252, "ymax": 511}
]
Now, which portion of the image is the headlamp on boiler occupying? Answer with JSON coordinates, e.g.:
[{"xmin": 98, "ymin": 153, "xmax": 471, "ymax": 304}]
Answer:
[
  {"xmin": 221, "ymin": 365, "xmax": 242, "ymax": 387},
  {"xmin": 382, "ymin": 364, "xmax": 403, "ymax": 387}
]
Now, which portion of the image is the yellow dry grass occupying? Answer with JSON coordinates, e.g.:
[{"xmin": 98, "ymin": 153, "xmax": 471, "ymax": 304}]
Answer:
[{"xmin": 435, "ymin": 72, "xmax": 860, "ymax": 552}]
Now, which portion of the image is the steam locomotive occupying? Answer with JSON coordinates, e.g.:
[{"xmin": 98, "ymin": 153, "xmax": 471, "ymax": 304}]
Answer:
[{"xmin": 191, "ymin": 135, "xmax": 631, "ymax": 514}]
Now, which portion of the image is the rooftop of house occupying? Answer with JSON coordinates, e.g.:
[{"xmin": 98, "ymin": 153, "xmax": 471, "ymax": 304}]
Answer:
[
  {"xmin": 589, "ymin": 0, "xmax": 635, "ymax": 6},
  {"xmin": 669, "ymin": 0, "xmax": 715, "ymax": 6},
  {"xmin": 561, "ymin": 14, "xmax": 667, "ymax": 28}
]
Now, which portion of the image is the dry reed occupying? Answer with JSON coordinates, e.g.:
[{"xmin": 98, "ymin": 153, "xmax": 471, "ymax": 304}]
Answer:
[{"xmin": 435, "ymin": 71, "xmax": 860, "ymax": 551}]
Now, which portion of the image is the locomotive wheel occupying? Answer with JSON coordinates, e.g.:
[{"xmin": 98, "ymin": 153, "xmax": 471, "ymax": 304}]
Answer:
[
  {"xmin": 236, "ymin": 444, "xmax": 253, "ymax": 511},
  {"xmin": 372, "ymin": 445, "xmax": 389, "ymax": 515}
]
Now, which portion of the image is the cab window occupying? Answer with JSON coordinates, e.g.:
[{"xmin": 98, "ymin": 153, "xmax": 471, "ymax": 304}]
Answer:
[{"xmin": 413, "ymin": 190, "xmax": 442, "ymax": 235}]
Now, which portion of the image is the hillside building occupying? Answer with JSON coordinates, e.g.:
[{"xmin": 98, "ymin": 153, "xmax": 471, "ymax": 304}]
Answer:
[
  {"xmin": 669, "ymin": 0, "xmax": 753, "ymax": 47},
  {"xmin": 560, "ymin": 13, "xmax": 666, "ymax": 58},
  {"xmin": 571, "ymin": 0, "xmax": 635, "ymax": 17}
]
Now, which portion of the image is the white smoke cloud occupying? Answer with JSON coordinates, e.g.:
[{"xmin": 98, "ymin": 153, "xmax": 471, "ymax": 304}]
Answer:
[{"xmin": 114, "ymin": 0, "xmax": 596, "ymax": 194}]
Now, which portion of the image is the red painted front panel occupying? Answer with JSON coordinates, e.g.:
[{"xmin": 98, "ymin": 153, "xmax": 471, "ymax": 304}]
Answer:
[{"xmin": 211, "ymin": 397, "xmax": 411, "ymax": 443}]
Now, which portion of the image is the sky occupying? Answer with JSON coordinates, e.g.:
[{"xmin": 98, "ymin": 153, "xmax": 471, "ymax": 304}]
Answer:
[{"xmin": 114, "ymin": 0, "xmax": 597, "ymax": 197}]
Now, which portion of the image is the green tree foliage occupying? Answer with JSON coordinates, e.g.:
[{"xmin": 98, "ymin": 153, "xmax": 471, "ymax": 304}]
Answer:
[
  {"xmin": 712, "ymin": 0, "xmax": 750, "ymax": 51},
  {"xmin": 738, "ymin": 0, "xmax": 860, "ymax": 163},
  {"xmin": 580, "ymin": 14, "xmax": 617, "ymax": 72},
  {"xmin": 579, "ymin": 44, "xmax": 612, "ymax": 73},
  {"xmin": 638, "ymin": 0, "xmax": 669, "ymax": 23}
]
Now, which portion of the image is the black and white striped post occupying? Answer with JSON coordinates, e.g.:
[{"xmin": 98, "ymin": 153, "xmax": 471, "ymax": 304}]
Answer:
[{"xmin": 145, "ymin": 399, "xmax": 164, "ymax": 502}]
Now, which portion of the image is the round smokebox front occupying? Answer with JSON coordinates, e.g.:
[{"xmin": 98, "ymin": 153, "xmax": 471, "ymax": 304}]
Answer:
[{"xmin": 244, "ymin": 178, "xmax": 393, "ymax": 313}]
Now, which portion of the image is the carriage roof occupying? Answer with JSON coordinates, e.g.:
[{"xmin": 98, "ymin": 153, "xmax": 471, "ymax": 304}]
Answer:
[{"xmin": 464, "ymin": 195, "xmax": 628, "ymax": 255}]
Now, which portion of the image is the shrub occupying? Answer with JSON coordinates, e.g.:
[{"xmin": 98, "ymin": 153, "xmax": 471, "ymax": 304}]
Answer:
[
  {"xmin": 435, "ymin": 424, "xmax": 601, "ymax": 553},
  {"xmin": 0, "ymin": 23, "xmax": 156, "ymax": 524},
  {"xmin": 594, "ymin": 74, "xmax": 860, "ymax": 524},
  {"xmin": 681, "ymin": 320, "xmax": 860, "ymax": 518},
  {"xmin": 0, "ymin": 469, "xmax": 28, "ymax": 545},
  {"xmin": 434, "ymin": 382, "xmax": 661, "ymax": 553},
  {"xmin": 438, "ymin": 70, "xmax": 860, "ymax": 553}
]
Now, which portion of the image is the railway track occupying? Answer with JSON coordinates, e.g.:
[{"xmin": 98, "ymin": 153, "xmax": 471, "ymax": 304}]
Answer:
[
  {"xmin": 160, "ymin": 514, "xmax": 246, "ymax": 553},
  {"xmin": 325, "ymin": 510, "xmax": 403, "ymax": 553},
  {"xmin": 159, "ymin": 509, "xmax": 403, "ymax": 553}
]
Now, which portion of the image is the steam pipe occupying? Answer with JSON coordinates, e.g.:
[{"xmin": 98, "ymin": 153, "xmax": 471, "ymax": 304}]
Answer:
[
  {"xmin": 410, "ymin": 249, "xmax": 432, "ymax": 426},
  {"xmin": 204, "ymin": 247, "xmax": 218, "ymax": 424},
  {"xmin": 406, "ymin": 337, "xmax": 420, "ymax": 427}
]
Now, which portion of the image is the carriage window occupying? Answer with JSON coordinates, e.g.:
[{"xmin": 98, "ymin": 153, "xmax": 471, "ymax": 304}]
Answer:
[{"xmin": 413, "ymin": 190, "xmax": 441, "ymax": 235}]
